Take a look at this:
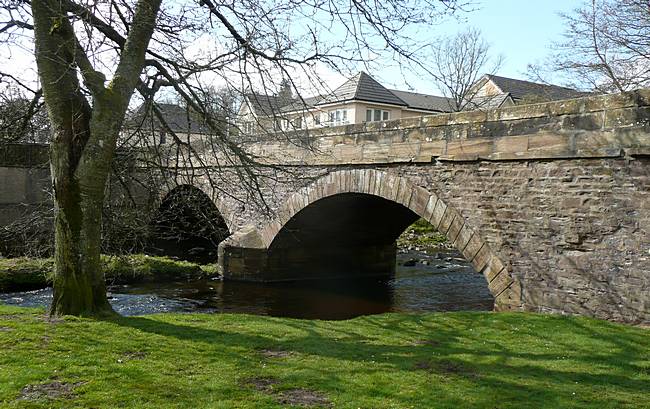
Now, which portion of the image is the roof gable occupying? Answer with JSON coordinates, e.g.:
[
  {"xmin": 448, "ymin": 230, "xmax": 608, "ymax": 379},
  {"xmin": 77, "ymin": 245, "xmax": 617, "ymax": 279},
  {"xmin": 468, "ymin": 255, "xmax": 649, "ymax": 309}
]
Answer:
[{"xmin": 484, "ymin": 75, "xmax": 588, "ymax": 101}]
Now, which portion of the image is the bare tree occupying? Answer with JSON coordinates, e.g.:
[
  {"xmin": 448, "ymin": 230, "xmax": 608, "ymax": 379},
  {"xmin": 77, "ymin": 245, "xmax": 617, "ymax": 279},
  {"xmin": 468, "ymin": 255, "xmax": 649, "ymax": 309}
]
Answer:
[
  {"xmin": 536, "ymin": 0, "xmax": 650, "ymax": 93},
  {"xmin": 0, "ymin": 0, "xmax": 465, "ymax": 316},
  {"xmin": 428, "ymin": 27, "xmax": 503, "ymax": 111},
  {"xmin": 0, "ymin": 85, "xmax": 48, "ymax": 143}
]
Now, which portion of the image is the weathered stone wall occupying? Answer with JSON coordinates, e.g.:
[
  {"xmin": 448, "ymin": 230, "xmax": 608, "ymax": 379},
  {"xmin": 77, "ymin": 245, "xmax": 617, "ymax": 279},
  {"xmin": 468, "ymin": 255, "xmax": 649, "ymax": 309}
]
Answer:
[
  {"xmin": 396, "ymin": 158, "xmax": 648, "ymax": 322},
  {"xmin": 0, "ymin": 145, "xmax": 52, "ymax": 256},
  {"xmin": 0, "ymin": 144, "xmax": 50, "ymax": 224},
  {"xmin": 216, "ymin": 159, "xmax": 648, "ymax": 323}
]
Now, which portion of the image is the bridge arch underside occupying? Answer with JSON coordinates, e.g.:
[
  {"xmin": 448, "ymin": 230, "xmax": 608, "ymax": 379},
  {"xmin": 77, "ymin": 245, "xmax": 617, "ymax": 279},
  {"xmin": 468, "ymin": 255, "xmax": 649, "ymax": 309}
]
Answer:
[
  {"xmin": 220, "ymin": 170, "xmax": 522, "ymax": 310},
  {"xmin": 267, "ymin": 192, "xmax": 419, "ymax": 280},
  {"xmin": 148, "ymin": 185, "xmax": 230, "ymax": 263}
]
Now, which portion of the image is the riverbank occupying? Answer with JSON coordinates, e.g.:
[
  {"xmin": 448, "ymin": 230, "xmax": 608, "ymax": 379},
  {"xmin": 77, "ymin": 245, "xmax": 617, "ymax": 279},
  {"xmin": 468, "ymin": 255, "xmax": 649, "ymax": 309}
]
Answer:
[
  {"xmin": 0, "ymin": 255, "xmax": 219, "ymax": 292},
  {"xmin": 0, "ymin": 218, "xmax": 446, "ymax": 293},
  {"xmin": 396, "ymin": 218, "xmax": 449, "ymax": 252},
  {"xmin": 0, "ymin": 306, "xmax": 648, "ymax": 408}
]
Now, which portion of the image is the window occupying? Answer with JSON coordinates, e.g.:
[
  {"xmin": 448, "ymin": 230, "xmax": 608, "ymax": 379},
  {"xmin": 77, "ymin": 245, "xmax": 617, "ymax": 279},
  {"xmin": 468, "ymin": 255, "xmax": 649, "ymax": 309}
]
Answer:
[
  {"xmin": 159, "ymin": 131, "xmax": 167, "ymax": 145},
  {"xmin": 243, "ymin": 121, "xmax": 254, "ymax": 134},
  {"xmin": 292, "ymin": 117, "xmax": 303, "ymax": 129},
  {"xmin": 365, "ymin": 108, "xmax": 390, "ymax": 122},
  {"xmin": 327, "ymin": 109, "xmax": 348, "ymax": 125},
  {"xmin": 314, "ymin": 113, "xmax": 321, "ymax": 125}
]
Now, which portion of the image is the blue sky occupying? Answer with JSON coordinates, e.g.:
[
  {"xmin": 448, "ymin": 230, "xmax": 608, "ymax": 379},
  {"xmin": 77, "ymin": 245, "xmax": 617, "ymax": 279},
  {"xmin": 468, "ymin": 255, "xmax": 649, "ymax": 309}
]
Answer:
[
  {"xmin": 378, "ymin": 0, "xmax": 583, "ymax": 94},
  {"xmin": 454, "ymin": 0, "xmax": 580, "ymax": 77},
  {"xmin": 0, "ymin": 0, "xmax": 586, "ymax": 99}
]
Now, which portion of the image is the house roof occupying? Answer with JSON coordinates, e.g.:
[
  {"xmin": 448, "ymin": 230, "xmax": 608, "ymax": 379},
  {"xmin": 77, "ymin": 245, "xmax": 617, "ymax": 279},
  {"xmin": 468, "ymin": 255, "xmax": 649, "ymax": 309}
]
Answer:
[
  {"xmin": 244, "ymin": 93, "xmax": 296, "ymax": 117},
  {"xmin": 244, "ymin": 72, "xmax": 425, "ymax": 116},
  {"xmin": 318, "ymin": 71, "xmax": 407, "ymax": 107},
  {"xmin": 389, "ymin": 89, "xmax": 454, "ymax": 112},
  {"xmin": 464, "ymin": 93, "xmax": 513, "ymax": 110},
  {"xmin": 276, "ymin": 95, "xmax": 322, "ymax": 114},
  {"xmin": 484, "ymin": 75, "xmax": 587, "ymax": 101},
  {"xmin": 278, "ymin": 72, "xmax": 448, "ymax": 114},
  {"xmin": 129, "ymin": 103, "xmax": 209, "ymax": 134},
  {"xmin": 242, "ymin": 72, "xmax": 589, "ymax": 119}
]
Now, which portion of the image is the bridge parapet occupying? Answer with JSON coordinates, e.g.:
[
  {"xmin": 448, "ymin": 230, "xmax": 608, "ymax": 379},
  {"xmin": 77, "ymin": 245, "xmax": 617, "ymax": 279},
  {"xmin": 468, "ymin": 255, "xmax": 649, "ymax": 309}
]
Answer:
[{"xmin": 240, "ymin": 89, "xmax": 650, "ymax": 166}]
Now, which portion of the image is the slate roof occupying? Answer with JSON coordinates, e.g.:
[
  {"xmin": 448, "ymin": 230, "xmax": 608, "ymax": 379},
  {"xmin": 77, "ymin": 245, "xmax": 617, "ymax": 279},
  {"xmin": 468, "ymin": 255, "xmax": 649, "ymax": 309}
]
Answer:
[
  {"xmin": 318, "ymin": 72, "xmax": 407, "ymax": 106},
  {"xmin": 129, "ymin": 103, "xmax": 208, "ymax": 134},
  {"xmin": 244, "ymin": 93, "xmax": 296, "ymax": 117},
  {"xmin": 389, "ymin": 89, "xmax": 454, "ymax": 112},
  {"xmin": 247, "ymin": 72, "xmax": 448, "ymax": 115},
  {"xmin": 243, "ymin": 72, "xmax": 589, "ymax": 119},
  {"xmin": 485, "ymin": 75, "xmax": 588, "ymax": 101},
  {"xmin": 275, "ymin": 95, "xmax": 322, "ymax": 114}
]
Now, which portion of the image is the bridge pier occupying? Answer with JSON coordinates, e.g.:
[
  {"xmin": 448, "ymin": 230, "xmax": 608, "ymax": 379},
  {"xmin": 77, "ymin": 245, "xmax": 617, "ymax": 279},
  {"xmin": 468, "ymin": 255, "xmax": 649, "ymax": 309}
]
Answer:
[{"xmin": 220, "ymin": 236, "xmax": 397, "ymax": 282}]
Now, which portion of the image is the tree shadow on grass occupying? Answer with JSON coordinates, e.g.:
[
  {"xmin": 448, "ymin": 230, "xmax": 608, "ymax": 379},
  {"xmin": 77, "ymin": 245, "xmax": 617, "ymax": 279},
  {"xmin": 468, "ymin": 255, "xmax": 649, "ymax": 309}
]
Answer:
[{"xmin": 108, "ymin": 312, "xmax": 650, "ymax": 408}]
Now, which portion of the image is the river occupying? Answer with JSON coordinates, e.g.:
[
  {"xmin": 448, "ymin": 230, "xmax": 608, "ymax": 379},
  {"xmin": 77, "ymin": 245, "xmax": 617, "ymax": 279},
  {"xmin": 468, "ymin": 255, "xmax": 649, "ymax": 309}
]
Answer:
[{"xmin": 0, "ymin": 249, "xmax": 493, "ymax": 320}]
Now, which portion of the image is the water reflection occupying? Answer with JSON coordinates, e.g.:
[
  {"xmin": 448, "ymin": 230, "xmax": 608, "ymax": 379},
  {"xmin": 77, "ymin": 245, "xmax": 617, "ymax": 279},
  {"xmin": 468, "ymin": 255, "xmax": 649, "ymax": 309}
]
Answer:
[{"xmin": 0, "ymin": 249, "xmax": 494, "ymax": 320}]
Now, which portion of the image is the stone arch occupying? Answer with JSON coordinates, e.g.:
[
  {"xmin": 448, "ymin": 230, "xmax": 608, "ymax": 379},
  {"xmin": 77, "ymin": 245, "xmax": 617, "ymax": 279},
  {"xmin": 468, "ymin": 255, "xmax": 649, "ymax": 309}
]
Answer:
[
  {"xmin": 261, "ymin": 169, "xmax": 521, "ymax": 310},
  {"xmin": 157, "ymin": 180, "xmax": 235, "ymax": 233},
  {"xmin": 149, "ymin": 184, "xmax": 231, "ymax": 262}
]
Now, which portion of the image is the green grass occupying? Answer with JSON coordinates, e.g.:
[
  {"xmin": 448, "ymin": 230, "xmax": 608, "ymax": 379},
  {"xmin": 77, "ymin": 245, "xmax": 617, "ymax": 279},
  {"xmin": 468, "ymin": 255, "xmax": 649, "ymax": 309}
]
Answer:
[
  {"xmin": 397, "ymin": 218, "xmax": 447, "ymax": 250},
  {"xmin": 0, "ymin": 255, "xmax": 219, "ymax": 292},
  {"xmin": 0, "ymin": 305, "xmax": 648, "ymax": 408}
]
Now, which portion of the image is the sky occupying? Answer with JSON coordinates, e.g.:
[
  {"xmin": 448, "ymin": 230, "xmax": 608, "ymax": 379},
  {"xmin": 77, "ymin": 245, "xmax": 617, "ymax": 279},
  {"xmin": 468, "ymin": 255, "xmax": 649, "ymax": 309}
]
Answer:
[
  {"xmin": 376, "ymin": 0, "xmax": 584, "ymax": 95},
  {"xmin": 0, "ymin": 0, "xmax": 586, "ymax": 100}
]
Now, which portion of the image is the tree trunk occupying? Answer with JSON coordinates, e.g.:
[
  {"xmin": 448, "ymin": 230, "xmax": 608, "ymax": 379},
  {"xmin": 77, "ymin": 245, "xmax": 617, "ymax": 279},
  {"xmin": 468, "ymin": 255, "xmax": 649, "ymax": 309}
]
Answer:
[
  {"xmin": 49, "ymin": 101, "xmax": 133, "ymax": 316},
  {"xmin": 50, "ymin": 181, "xmax": 113, "ymax": 316},
  {"xmin": 31, "ymin": 0, "xmax": 161, "ymax": 316}
]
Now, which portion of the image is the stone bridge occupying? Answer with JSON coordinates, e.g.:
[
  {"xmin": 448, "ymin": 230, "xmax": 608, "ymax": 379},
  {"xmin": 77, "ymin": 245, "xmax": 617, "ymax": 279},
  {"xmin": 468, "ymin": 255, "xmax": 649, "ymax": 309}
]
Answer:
[
  {"xmin": 209, "ymin": 90, "xmax": 649, "ymax": 323},
  {"xmin": 1, "ymin": 90, "xmax": 649, "ymax": 323}
]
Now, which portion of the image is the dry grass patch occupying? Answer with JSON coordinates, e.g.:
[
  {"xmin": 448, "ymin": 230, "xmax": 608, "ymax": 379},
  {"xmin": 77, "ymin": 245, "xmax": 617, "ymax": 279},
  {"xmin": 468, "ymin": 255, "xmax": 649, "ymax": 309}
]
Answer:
[
  {"xmin": 241, "ymin": 376, "xmax": 281, "ymax": 393},
  {"xmin": 277, "ymin": 388, "xmax": 331, "ymax": 408},
  {"xmin": 18, "ymin": 381, "xmax": 85, "ymax": 401},
  {"xmin": 259, "ymin": 348, "xmax": 293, "ymax": 358}
]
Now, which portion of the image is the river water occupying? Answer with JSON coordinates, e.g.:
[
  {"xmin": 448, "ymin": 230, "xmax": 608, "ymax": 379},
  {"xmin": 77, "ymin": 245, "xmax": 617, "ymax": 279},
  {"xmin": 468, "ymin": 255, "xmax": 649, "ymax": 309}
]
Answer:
[{"xmin": 0, "ymin": 249, "xmax": 493, "ymax": 320}]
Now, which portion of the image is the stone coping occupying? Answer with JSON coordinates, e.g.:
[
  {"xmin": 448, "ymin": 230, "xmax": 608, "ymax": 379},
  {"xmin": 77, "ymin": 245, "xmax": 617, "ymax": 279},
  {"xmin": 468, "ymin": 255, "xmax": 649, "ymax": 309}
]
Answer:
[{"xmin": 264, "ymin": 89, "xmax": 650, "ymax": 139}]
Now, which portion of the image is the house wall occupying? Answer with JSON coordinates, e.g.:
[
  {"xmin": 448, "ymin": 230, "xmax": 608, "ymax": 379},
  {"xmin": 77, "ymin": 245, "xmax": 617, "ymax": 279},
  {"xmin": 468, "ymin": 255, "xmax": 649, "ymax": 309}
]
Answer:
[
  {"xmin": 240, "ymin": 100, "xmax": 441, "ymax": 134},
  {"xmin": 315, "ymin": 101, "xmax": 360, "ymax": 125},
  {"xmin": 500, "ymin": 97, "xmax": 516, "ymax": 108},
  {"xmin": 352, "ymin": 102, "xmax": 402, "ymax": 122},
  {"xmin": 473, "ymin": 79, "xmax": 503, "ymax": 98},
  {"xmin": 236, "ymin": 102, "xmax": 260, "ymax": 134}
]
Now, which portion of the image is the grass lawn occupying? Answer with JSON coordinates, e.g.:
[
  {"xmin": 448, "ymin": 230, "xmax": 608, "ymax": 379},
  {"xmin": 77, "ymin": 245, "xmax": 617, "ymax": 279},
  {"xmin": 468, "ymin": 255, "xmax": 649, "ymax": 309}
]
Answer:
[{"xmin": 0, "ymin": 305, "xmax": 648, "ymax": 408}]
